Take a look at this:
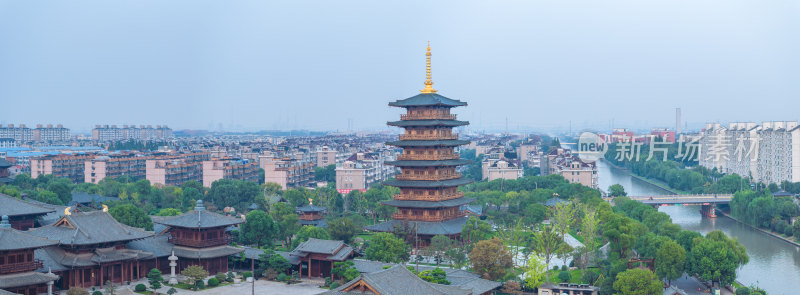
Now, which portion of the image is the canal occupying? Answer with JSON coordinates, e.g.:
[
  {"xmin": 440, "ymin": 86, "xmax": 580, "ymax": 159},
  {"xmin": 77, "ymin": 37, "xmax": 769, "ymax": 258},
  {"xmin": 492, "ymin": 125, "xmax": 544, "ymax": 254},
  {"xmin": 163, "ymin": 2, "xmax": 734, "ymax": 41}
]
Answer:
[{"xmin": 595, "ymin": 160, "xmax": 800, "ymax": 294}]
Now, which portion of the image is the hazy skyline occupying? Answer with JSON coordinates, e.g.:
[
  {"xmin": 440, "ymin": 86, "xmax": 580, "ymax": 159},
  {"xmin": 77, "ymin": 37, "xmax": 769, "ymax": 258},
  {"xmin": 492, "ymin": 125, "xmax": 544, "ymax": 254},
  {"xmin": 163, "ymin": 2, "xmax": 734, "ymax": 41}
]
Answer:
[{"xmin": 2, "ymin": 0, "xmax": 799, "ymax": 133}]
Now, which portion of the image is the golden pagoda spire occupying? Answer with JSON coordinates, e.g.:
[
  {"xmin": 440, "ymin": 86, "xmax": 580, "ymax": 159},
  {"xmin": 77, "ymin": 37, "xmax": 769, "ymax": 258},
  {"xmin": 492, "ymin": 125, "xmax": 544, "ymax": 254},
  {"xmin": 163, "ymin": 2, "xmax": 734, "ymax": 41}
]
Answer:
[{"xmin": 420, "ymin": 41, "xmax": 438, "ymax": 94}]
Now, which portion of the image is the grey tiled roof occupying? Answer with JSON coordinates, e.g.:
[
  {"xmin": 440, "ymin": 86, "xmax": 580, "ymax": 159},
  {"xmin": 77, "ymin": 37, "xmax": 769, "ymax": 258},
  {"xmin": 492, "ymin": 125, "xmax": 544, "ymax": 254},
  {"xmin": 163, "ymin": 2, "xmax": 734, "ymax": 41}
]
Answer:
[
  {"xmin": 384, "ymin": 159, "xmax": 471, "ymax": 167},
  {"xmin": 0, "ymin": 158, "xmax": 12, "ymax": 168},
  {"xmin": 382, "ymin": 198, "xmax": 474, "ymax": 208},
  {"xmin": 366, "ymin": 217, "xmax": 468, "ymax": 236},
  {"xmin": 387, "ymin": 120, "xmax": 469, "ymax": 127},
  {"xmin": 0, "ymin": 227, "xmax": 58, "ymax": 251},
  {"xmin": 126, "ymin": 234, "xmax": 173, "ymax": 257},
  {"xmin": 383, "ymin": 178, "xmax": 473, "ymax": 188},
  {"xmin": 388, "ymin": 93, "xmax": 467, "ymax": 107},
  {"xmin": 326, "ymin": 245, "xmax": 354, "ymax": 261},
  {"xmin": 0, "ymin": 193, "xmax": 55, "ymax": 217},
  {"xmin": 19, "ymin": 199, "xmax": 66, "ymax": 226},
  {"xmin": 33, "ymin": 248, "xmax": 69, "ymax": 272},
  {"xmin": 69, "ymin": 192, "xmax": 118, "ymax": 206},
  {"xmin": 296, "ymin": 205, "xmax": 327, "ymax": 212},
  {"xmin": 172, "ymin": 245, "xmax": 243, "ymax": 259},
  {"xmin": 154, "ymin": 209, "xmax": 243, "ymax": 229},
  {"xmin": 241, "ymin": 247, "xmax": 300, "ymax": 265},
  {"xmin": 291, "ymin": 238, "xmax": 345, "ymax": 255},
  {"xmin": 0, "ymin": 272, "xmax": 59, "ymax": 289},
  {"xmin": 325, "ymin": 265, "xmax": 471, "ymax": 295},
  {"xmin": 298, "ymin": 219, "xmax": 327, "ymax": 228},
  {"xmin": 92, "ymin": 247, "xmax": 154, "ymax": 263},
  {"xmin": 386, "ymin": 140, "xmax": 470, "ymax": 147},
  {"xmin": 0, "ymin": 288, "xmax": 19, "ymax": 295},
  {"xmin": 27, "ymin": 211, "xmax": 153, "ymax": 246},
  {"xmin": 350, "ymin": 260, "xmax": 501, "ymax": 295}
]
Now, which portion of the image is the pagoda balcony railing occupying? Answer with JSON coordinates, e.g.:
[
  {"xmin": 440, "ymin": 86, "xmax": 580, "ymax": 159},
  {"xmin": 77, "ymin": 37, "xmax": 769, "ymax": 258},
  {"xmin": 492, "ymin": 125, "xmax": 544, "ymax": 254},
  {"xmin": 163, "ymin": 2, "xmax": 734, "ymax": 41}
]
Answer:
[
  {"xmin": 392, "ymin": 212, "xmax": 465, "ymax": 222},
  {"xmin": 395, "ymin": 173, "xmax": 462, "ymax": 181},
  {"xmin": 299, "ymin": 213, "xmax": 323, "ymax": 220},
  {"xmin": 398, "ymin": 134, "xmax": 458, "ymax": 140},
  {"xmin": 393, "ymin": 192, "xmax": 464, "ymax": 201},
  {"xmin": 0, "ymin": 260, "xmax": 43, "ymax": 274},
  {"xmin": 400, "ymin": 114, "xmax": 457, "ymax": 120},
  {"xmin": 396, "ymin": 153, "xmax": 459, "ymax": 161},
  {"xmin": 168, "ymin": 236, "xmax": 231, "ymax": 248}
]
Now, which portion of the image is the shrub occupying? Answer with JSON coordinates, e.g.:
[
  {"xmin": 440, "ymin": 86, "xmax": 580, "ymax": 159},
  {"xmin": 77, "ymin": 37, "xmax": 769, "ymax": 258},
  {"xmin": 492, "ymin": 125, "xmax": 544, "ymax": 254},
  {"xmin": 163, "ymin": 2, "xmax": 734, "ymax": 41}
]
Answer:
[
  {"xmin": 557, "ymin": 270, "xmax": 571, "ymax": 282},
  {"xmin": 735, "ymin": 287, "xmax": 750, "ymax": 295},
  {"xmin": 786, "ymin": 226, "xmax": 794, "ymax": 236},
  {"xmin": 134, "ymin": 284, "xmax": 147, "ymax": 292},
  {"xmin": 66, "ymin": 287, "xmax": 89, "ymax": 295},
  {"xmin": 226, "ymin": 271, "xmax": 235, "ymax": 282},
  {"xmin": 207, "ymin": 278, "xmax": 219, "ymax": 287},
  {"xmin": 242, "ymin": 271, "xmax": 252, "ymax": 278},
  {"xmin": 551, "ymin": 266, "xmax": 559, "ymax": 271},
  {"xmin": 329, "ymin": 282, "xmax": 340, "ymax": 290},
  {"xmin": 277, "ymin": 273, "xmax": 287, "ymax": 282},
  {"xmin": 324, "ymin": 277, "xmax": 332, "ymax": 287},
  {"xmin": 263, "ymin": 268, "xmax": 278, "ymax": 280},
  {"xmin": 195, "ymin": 280, "xmax": 204, "ymax": 289},
  {"xmin": 215, "ymin": 272, "xmax": 227, "ymax": 282},
  {"xmin": 560, "ymin": 265, "xmax": 567, "ymax": 271},
  {"xmin": 92, "ymin": 291, "xmax": 103, "ymax": 295},
  {"xmin": 581, "ymin": 271, "xmax": 598, "ymax": 284}
]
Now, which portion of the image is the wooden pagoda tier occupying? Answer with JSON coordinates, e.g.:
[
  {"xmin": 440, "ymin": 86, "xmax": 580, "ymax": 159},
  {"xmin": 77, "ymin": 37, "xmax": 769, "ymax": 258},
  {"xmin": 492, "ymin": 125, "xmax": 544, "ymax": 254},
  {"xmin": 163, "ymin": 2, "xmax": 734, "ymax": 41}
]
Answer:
[
  {"xmin": 0, "ymin": 215, "xmax": 59, "ymax": 295},
  {"xmin": 366, "ymin": 47, "xmax": 474, "ymax": 244}
]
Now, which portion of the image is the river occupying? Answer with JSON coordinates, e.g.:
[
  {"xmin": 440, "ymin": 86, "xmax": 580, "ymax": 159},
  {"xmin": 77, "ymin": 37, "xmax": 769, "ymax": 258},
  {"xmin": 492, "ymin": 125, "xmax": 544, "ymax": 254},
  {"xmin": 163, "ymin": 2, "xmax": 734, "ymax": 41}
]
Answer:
[{"xmin": 595, "ymin": 160, "xmax": 800, "ymax": 294}]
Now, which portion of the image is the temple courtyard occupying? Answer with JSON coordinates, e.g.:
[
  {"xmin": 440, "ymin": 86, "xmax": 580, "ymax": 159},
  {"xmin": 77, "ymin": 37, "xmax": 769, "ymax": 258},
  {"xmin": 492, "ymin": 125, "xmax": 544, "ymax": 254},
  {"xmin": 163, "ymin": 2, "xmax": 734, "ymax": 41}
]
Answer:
[{"xmin": 62, "ymin": 278, "xmax": 328, "ymax": 295}]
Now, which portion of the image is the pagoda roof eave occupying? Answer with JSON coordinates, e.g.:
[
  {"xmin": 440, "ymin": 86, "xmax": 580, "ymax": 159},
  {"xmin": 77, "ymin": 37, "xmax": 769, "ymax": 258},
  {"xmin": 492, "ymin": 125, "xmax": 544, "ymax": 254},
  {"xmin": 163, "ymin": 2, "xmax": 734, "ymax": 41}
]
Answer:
[
  {"xmin": 381, "ymin": 198, "xmax": 475, "ymax": 208},
  {"xmin": 385, "ymin": 159, "xmax": 471, "ymax": 167},
  {"xmin": 388, "ymin": 93, "xmax": 467, "ymax": 108},
  {"xmin": 383, "ymin": 177, "xmax": 473, "ymax": 188},
  {"xmin": 387, "ymin": 120, "xmax": 469, "ymax": 127},
  {"xmin": 385, "ymin": 139, "xmax": 470, "ymax": 147},
  {"xmin": 365, "ymin": 217, "xmax": 469, "ymax": 236}
]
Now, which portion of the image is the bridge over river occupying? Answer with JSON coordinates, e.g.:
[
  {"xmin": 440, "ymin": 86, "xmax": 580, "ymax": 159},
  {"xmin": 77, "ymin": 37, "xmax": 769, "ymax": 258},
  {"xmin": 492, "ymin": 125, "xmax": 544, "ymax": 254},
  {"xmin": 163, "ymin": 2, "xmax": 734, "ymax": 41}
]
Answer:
[{"xmin": 626, "ymin": 194, "xmax": 734, "ymax": 217}]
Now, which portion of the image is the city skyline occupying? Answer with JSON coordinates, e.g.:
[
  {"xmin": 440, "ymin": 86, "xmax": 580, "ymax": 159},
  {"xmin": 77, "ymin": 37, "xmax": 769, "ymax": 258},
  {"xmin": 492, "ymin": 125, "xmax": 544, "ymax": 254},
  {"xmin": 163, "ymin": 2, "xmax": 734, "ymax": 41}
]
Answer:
[{"xmin": 2, "ymin": 0, "xmax": 799, "ymax": 132}]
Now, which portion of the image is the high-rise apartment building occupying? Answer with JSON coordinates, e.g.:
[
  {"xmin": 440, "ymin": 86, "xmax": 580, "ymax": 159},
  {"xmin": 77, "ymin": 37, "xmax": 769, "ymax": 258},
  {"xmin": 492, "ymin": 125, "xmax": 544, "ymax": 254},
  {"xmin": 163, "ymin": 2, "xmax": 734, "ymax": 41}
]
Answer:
[
  {"xmin": 335, "ymin": 152, "xmax": 397, "ymax": 194},
  {"xmin": 85, "ymin": 152, "xmax": 150, "ymax": 184},
  {"xmin": 31, "ymin": 154, "xmax": 96, "ymax": 183},
  {"xmin": 33, "ymin": 124, "xmax": 70, "ymax": 142},
  {"xmin": 0, "ymin": 124, "xmax": 33, "ymax": 143},
  {"xmin": 259, "ymin": 151, "xmax": 314, "ymax": 189},
  {"xmin": 202, "ymin": 158, "xmax": 260, "ymax": 187},
  {"xmin": 145, "ymin": 152, "xmax": 210, "ymax": 186},
  {"xmin": 92, "ymin": 125, "xmax": 173, "ymax": 141}
]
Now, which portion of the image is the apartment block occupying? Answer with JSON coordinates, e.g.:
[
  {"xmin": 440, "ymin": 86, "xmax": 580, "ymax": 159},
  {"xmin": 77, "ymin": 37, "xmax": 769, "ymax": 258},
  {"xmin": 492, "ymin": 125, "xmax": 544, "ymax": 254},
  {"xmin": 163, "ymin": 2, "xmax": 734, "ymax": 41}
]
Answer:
[
  {"xmin": 145, "ymin": 152, "xmax": 210, "ymax": 186},
  {"xmin": 202, "ymin": 158, "xmax": 260, "ymax": 187},
  {"xmin": 0, "ymin": 124, "xmax": 33, "ymax": 143},
  {"xmin": 85, "ymin": 152, "xmax": 150, "ymax": 184},
  {"xmin": 335, "ymin": 152, "xmax": 397, "ymax": 193},
  {"xmin": 699, "ymin": 122, "xmax": 800, "ymax": 184},
  {"xmin": 316, "ymin": 146, "xmax": 345, "ymax": 167},
  {"xmin": 92, "ymin": 125, "xmax": 173, "ymax": 141},
  {"xmin": 540, "ymin": 148, "xmax": 598, "ymax": 188},
  {"xmin": 482, "ymin": 159, "xmax": 523, "ymax": 181},
  {"xmin": 31, "ymin": 153, "xmax": 96, "ymax": 183},
  {"xmin": 259, "ymin": 151, "xmax": 315, "ymax": 189},
  {"xmin": 33, "ymin": 124, "xmax": 70, "ymax": 142}
]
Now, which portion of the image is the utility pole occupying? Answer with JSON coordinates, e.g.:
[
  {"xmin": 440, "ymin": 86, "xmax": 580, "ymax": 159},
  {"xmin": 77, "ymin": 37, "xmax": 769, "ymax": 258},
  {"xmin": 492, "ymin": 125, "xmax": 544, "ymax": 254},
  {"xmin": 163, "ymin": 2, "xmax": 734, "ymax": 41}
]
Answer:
[{"xmin": 251, "ymin": 255, "xmax": 255, "ymax": 295}]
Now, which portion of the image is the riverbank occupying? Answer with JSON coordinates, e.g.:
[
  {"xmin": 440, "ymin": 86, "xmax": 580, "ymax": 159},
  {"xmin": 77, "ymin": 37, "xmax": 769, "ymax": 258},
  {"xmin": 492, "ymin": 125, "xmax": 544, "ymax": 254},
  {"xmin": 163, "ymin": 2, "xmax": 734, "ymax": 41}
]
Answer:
[
  {"xmin": 599, "ymin": 160, "xmax": 680, "ymax": 195},
  {"xmin": 717, "ymin": 211, "xmax": 800, "ymax": 248}
]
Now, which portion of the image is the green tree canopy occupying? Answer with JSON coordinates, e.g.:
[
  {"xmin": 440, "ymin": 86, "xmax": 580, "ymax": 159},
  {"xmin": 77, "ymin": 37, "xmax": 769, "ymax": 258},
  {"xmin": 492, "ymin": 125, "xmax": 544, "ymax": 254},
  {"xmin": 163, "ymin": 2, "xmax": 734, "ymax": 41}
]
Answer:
[
  {"xmin": 469, "ymin": 238, "xmax": 513, "ymax": 281},
  {"xmin": 109, "ymin": 204, "xmax": 154, "ymax": 231},
  {"xmin": 612, "ymin": 268, "xmax": 662, "ymax": 295},
  {"xmin": 364, "ymin": 233, "xmax": 410, "ymax": 263},
  {"xmin": 240, "ymin": 210, "xmax": 276, "ymax": 248},
  {"xmin": 327, "ymin": 217, "xmax": 360, "ymax": 244},
  {"xmin": 292, "ymin": 226, "xmax": 332, "ymax": 248}
]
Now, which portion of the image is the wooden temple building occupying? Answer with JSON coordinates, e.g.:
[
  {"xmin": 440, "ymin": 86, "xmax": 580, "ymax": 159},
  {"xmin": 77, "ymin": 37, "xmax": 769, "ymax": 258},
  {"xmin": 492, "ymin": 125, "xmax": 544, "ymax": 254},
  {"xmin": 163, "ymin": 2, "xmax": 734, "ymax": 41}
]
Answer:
[
  {"xmin": 291, "ymin": 238, "xmax": 353, "ymax": 279},
  {"xmin": 27, "ymin": 209, "xmax": 154, "ymax": 289},
  {"xmin": 296, "ymin": 201, "xmax": 327, "ymax": 228},
  {"xmin": 366, "ymin": 44, "xmax": 474, "ymax": 246},
  {"xmin": 146, "ymin": 200, "xmax": 243, "ymax": 275},
  {"xmin": 0, "ymin": 194, "xmax": 55, "ymax": 231},
  {"xmin": 323, "ymin": 265, "xmax": 499, "ymax": 295},
  {"xmin": 0, "ymin": 216, "xmax": 59, "ymax": 295}
]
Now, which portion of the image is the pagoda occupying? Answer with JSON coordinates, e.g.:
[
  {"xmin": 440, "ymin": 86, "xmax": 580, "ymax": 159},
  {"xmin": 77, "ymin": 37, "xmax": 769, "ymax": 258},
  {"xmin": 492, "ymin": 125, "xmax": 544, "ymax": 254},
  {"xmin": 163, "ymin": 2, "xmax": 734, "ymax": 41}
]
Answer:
[{"xmin": 366, "ymin": 44, "xmax": 474, "ymax": 246}]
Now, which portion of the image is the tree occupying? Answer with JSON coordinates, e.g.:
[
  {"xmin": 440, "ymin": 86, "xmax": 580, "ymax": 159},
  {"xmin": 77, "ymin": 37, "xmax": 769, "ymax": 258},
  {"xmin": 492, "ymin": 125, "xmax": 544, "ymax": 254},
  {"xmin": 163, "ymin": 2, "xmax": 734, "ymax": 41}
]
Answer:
[
  {"xmin": 155, "ymin": 208, "xmax": 182, "ymax": 216},
  {"xmin": 166, "ymin": 288, "xmax": 177, "ymax": 295},
  {"xmin": 147, "ymin": 268, "xmax": 164, "ymax": 290},
  {"xmin": 428, "ymin": 235, "xmax": 455, "ymax": 266},
  {"xmin": 269, "ymin": 202, "xmax": 300, "ymax": 246},
  {"xmin": 655, "ymin": 239, "xmax": 686, "ymax": 284},
  {"xmin": 364, "ymin": 233, "xmax": 410, "ymax": 263},
  {"xmin": 462, "ymin": 216, "xmax": 492, "ymax": 243},
  {"xmin": 103, "ymin": 280, "xmax": 117, "ymax": 295},
  {"xmin": 612, "ymin": 268, "xmax": 662, "ymax": 295},
  {"xmin": 327, "ymin": 217, "xmax": 359, "ymax": 244},
  {"xmin": 444, "ymin": 246, "xmax": 468, "ymax": 270},
  {"xmin": 686, "ymin": 231, "xmax": 748, "ymax": 286},
  {"xmin": 579, "ymin": 207, "xmax": 600, "ymax": 274},
  {"xmin": 181, "ymin": 265, "xmax": 209, "ymax": 291},
  {"xmin": 332, "ymin": 261, "xmax": 360, "ymax": 281},
  {"xmin": 33, "ymin": 190, "xmax": 63, "ymax": 205},
  {"xmin": 108, "ymin": 204, "xmax": 154, "ymax": 231},
  {"xmin": 552, "ymin": 201, "xmax": 578, "ymax": 241},
  {"xmin": 609, "ymin": 184, "xmax": 627, "ymax": 197},
  {"xmin": 240, "ymin": 210, "xmax": 276, "ymax": 248},
  {"xmin": 522, "ymin": 255, "xmax": 546, "ymax": 289},
  {"xmin": 292, "ymin": 226, "xmax": 331, "ymax": 248},
  {"xmin": 532, "ymin": 225, "xmax": 572, "ymax": 283},
  {"xmin": 418, "ymin": 268, "xmax": 450, "ymax": 285},
  {"xmin": 469, "ymin": 238, "xmax": 513, "ymax": 281}
]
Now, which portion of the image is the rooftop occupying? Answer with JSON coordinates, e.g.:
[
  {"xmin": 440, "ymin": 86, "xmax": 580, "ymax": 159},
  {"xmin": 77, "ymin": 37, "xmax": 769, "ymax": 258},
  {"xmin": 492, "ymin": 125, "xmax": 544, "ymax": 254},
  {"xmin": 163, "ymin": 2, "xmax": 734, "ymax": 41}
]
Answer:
[
  {"xmin": 154, "ymin": 200, "xmax": 243, "ymax": 229},
  {"xmin": 27, "ymin": 210, "xmax": 153, "ymax": 246},
  {"xmin": 0, "ymin": 193, "xmax": 55, "ymax": 218},
  {"xmin": 388, "ymin": 93, "xmax": 467, "ymax": 108}
]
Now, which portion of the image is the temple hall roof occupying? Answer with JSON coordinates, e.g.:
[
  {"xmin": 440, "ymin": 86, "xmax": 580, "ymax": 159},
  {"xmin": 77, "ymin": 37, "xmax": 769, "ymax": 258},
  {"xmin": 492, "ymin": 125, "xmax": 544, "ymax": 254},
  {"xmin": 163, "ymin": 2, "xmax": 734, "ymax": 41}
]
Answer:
[
  {"xmin": 296, "ymin": 205, "xmax": 327, "ymax": 213},
  {"xmin": 290, "ymin": 238, "xmax": 354, "ymax": 262},
  {"xmin": 27, "ymin": 211, "xmax": 153, "ymax": 246},
  {"xmin": 0, "ymin": 217, "xmax": 59, "ymax": 251},
  {"xmin": 324, "ymin": 265, "xmax": 471, "ymax": 295},
  {"xmin": 172, "ymin": 245, "xmax": 243, "ymax": 259},
  {"xmin": 154, "ymin": 200, "xmax": 243, "ymax": 229},
  {"xmin": 0, "ymin": 193, "xmax": 55, "ymax": 218},
  {"xmin": 388, "ymin": 93, "xmax": 467, "ymax": 108},
  {"xmin": 0, "ymin": 272, "xmax": 59, "ymax": 289}
]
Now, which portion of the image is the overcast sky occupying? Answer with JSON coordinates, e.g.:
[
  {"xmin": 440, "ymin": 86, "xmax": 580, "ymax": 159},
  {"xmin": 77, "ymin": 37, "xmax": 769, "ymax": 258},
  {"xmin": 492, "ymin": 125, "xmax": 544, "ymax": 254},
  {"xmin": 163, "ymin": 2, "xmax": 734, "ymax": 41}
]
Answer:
[{"xmin": 1, "ymin": 0, "xmax": 798, "ymax": 133}]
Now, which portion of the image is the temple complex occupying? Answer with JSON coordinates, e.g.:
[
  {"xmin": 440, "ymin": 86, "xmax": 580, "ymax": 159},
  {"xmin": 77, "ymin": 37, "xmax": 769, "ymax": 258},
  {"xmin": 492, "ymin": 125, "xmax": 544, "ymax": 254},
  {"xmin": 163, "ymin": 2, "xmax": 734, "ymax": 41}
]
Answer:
[
  {"xmin": 366, "ymin": 44, "xmax": 473, "ymax": 246},
  {"xmin": 0, "ymin": 216, "xmax": 59, "ymax": 295},
  {"xmin": 296, "ymin": 201, "xmax": 327, "ymax": 228},
  {"xmin": 27, "ymin": 208, "xmax": 154, "ymax": 289}
]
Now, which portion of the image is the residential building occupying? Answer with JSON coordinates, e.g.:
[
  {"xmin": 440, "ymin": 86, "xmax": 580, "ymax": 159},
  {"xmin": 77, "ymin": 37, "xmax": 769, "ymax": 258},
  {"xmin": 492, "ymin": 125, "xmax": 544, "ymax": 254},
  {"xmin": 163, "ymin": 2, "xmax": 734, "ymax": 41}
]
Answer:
[
  {"xmin": 699, "ymin": 121, "xmax": 800, "ymax": 184},
  {"xmin": 516, "ymin": 141, "xmax": 541, "ymax": 166},
  {"xmin": 541, "ymin": 148, "xmax": 598, "ymax": 189},
  {"xmin": 316, "ymin": 146, "xmax": 341, "ymax": 167},
  {"xmin": 201, "ymin": 158, "xmax": 260, "ymax": 187},
  {"xmin": 335, "ymin": 152, "xmax": 396, "ymax": 194},
  {"xmin": 259, "ymin": 151, "xmax": 314, "ymax": 189},
  {"xmin": 92, "ymin": 125, "xmax": 172, "ymax": 141},
  {"xmin": 0, "ymin": 125, "xmax": 33, "ymax": 143},
  {"xmin": 84, "ymin": 153, "xmax": 149, "ymax": 184},
  {"xmin": 0, "ymin": 138, "xmax": 16, "ymax": 148},
  {"xmin": 366, "ymin": 46, "xmax": 474, "ymax": 246},
  {"xmin": 145, "ymin": 152, "xmax": 209, "ymax": 186},
  {"xmin": 482, "ymin": 159, "xmax": 523, "ymax": 181},
  {"xmin": 33, "ymin": 124, "xmax": 70, "ymax": 143},
  {"xmin": 649, "ymin": 128, "xmax": 676, "ymax": 143},
  {"xmin": 31, "ymin": 154, "xmax": 95, "ymax": 183}
]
